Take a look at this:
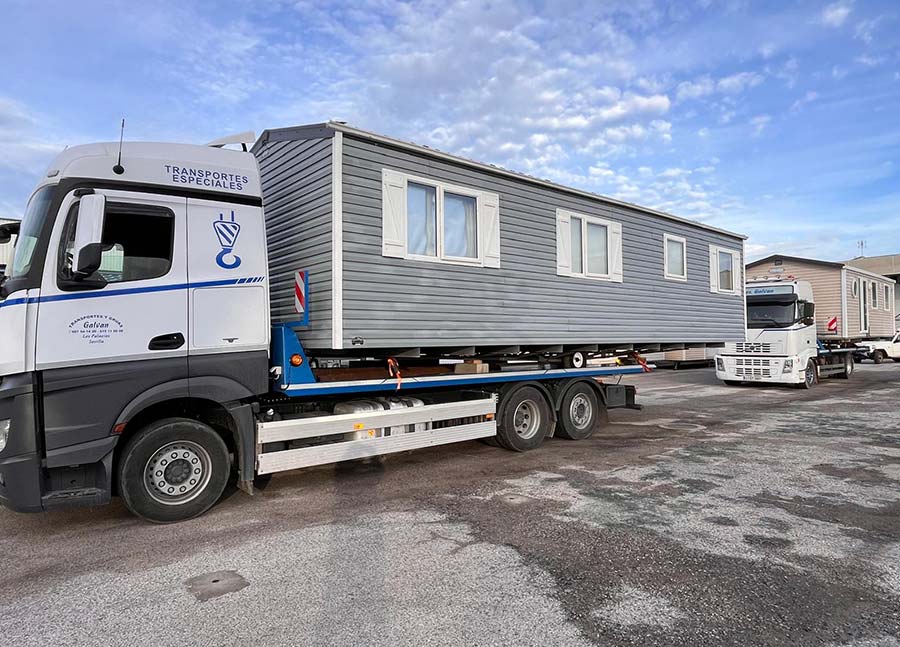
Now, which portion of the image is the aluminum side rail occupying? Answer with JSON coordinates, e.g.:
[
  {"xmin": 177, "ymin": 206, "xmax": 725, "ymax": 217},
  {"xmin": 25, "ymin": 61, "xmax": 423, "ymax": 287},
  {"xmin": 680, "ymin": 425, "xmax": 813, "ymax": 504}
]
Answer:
[{"xmin": 256, "ymin": 397, "xmax": 497, "ymax": 475}]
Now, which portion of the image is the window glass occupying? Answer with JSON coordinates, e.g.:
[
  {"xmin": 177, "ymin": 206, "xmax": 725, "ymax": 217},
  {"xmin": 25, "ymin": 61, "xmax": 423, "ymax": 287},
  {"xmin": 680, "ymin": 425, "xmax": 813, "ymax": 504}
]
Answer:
[
  {"xmin": 407, "ymin": 183, "xmax": 437, "ymax": 257},
  {"xmin": 718, "ymin": 250, "xmax": 734, "ymax": 291},
  {"xmin": 571, "ymin": 217, "xmax": 583, "ymax": 274},
  {"xmin": 666, "ymin": 238, "xmax": 685, "ymax": 277},
  {"xmin": 586, "ymin": 222, "xmax": 609, "ymax": 275},
  {"xmin": 9, "ymin": 186, "xmax": 54, "ymax": 279},
  {"xmin": 59, "ymin": 203, "xmax": 174, "ymax": 286},
  {"xmin": 871, "ymin": 282, "xmax": 878, "ymax": 308},
  {"xmin": 444, "ymin": 192, "xmax": 477, "ymax": 258}
]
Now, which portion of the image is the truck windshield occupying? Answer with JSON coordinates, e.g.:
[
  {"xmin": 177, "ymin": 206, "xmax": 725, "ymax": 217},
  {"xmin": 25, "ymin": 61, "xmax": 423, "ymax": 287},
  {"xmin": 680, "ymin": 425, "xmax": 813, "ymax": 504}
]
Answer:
[
  {"xmin": 747, "ymin": 300, "xmax": 797, "ymax": 328},
  {"xmin": 7, "ymin": 186, "xmax": 54, "ymax": 280}
]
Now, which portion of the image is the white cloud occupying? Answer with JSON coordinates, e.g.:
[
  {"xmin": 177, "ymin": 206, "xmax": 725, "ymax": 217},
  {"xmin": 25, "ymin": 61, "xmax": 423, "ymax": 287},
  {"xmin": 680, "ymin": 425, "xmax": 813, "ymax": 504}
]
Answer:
[
  {"xmin": 676, "ymin": 71, "xmax": 763, "ymax": 101},
  {"xmin": 855, "ymin": 55, "xmax": 885, "ymax": 67},
  {"xmin": 820, "ymin": 2, "xmax": 852, "ymax": 28},
  {"xmin": 750, "ymin": 115, "xmax": 771, "ymax": 136},
  {"xmin": 854, "ymin": 17, "xmax": 882, "ymax": 43},
  {"xmin": 790, "ymin": 90, "xmax": 819, "ymax": 112},
  {"xmin": 717, "ymin": 71, "xmax": 764, "ymax": 93},
  {"xmin": 832, "ymin": 65, "xmax": 848, "ymax": 79}
]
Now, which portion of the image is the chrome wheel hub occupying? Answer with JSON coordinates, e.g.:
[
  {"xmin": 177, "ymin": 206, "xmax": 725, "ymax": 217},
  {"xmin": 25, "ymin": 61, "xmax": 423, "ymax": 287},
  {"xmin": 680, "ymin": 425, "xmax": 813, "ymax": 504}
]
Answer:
[{"xmin": 145, "ymin": 441, "xmax": 212, "ymax": 506}]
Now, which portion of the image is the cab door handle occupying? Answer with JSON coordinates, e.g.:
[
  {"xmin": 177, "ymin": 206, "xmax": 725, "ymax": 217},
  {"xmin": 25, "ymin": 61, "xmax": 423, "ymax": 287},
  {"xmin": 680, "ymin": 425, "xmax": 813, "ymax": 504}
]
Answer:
[{"xmin": 149, "ymin": 332, "xmax": 185, "ymax": 350}]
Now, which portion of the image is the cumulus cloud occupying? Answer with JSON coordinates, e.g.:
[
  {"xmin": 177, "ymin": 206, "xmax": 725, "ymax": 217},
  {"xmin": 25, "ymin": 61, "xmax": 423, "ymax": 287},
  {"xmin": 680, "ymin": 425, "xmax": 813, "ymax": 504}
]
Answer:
[{"xmin": 676, "ymin": 71, "xmax": 763, "ymax": 101}]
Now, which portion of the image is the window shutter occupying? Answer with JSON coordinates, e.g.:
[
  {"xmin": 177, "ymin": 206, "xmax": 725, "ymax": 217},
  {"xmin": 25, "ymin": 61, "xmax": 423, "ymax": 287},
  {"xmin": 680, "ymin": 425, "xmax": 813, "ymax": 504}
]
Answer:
[
  {"xmin": 709, "ymin": 245, "xmax": 718, "ymax": 293},
  {"xmin": 482, "ymin": 191, "xmax": 501, "ymax": 268},
  {"xmin": 609, "ymin": 221, "xmax": 623, "ymax": 283},
  {"xmin": 382, "ymin": 169, "xmax": 406, "ymax": 258},
  {"xmin": 556, "ymin": 209, "xmax": 571, "ymax": 276}
]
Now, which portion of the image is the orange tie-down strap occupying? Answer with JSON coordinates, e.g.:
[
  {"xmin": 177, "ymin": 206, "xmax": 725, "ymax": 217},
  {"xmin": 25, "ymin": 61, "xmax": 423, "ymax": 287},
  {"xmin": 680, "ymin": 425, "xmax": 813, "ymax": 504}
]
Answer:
[
  {"xmin": 387, "ymin": 357, "xmax": 402, "ymax": 390},
  {"xmin": 630, "ymin": 351, "xmax": 652, "ymax": 373}
]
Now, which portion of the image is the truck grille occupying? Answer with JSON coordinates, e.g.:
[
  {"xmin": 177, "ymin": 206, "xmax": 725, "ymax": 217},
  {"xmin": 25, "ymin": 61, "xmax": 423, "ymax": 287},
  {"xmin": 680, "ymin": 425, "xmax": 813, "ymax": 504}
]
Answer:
[
  {"xmin": 734, "ymin": 357, "xmax": 772, "ymax": 378},
  {"xmin": 734, "ymin": 342, "xmax": 773, "ymax": 354}
]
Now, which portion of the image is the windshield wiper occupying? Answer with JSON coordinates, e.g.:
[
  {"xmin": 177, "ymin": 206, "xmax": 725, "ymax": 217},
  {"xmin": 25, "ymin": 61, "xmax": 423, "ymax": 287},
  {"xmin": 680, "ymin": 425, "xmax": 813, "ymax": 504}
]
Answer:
[{"xmin": 750, "ymin": 317, "xmax": 787, "ymax": 327}]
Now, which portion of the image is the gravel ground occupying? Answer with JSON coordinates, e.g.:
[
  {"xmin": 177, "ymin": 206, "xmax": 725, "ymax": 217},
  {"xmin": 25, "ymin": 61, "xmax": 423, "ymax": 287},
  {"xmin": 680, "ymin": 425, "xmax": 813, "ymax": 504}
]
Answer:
[{"xmin": 1, "ymin": 363, "xmax": 899, "ymax": 646}]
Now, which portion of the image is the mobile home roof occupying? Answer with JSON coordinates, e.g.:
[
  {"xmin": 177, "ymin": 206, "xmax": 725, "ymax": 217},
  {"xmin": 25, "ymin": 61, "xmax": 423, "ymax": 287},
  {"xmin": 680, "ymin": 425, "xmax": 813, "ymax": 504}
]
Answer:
[
  {"xmin": 256, "ymin": 121, "xmax": 747, "ymax": 241},
  {"xmin": 749, "ymin": 254, "xmax": 897, "ymax": 283}
]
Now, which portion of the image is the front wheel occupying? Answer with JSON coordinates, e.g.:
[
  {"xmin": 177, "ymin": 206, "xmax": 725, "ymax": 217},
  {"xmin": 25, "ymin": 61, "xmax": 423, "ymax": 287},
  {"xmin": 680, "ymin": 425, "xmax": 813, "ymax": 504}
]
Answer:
[
  {"xmin": 797, "ymin": 359, "xmax": 817, "ymax": 390},
  {"xmin": 117, "ymin": 418, "xmax": 230, "ymax": 523},
  {"xmin": 874, "ymin": 350, "xmax": 886, "ymax": 365}
]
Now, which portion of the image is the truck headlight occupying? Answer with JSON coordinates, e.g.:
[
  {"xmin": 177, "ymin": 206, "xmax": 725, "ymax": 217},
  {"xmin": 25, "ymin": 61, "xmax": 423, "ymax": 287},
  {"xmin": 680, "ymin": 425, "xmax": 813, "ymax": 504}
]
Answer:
[
  {"xmin": 0, "ymin": 419, "xmax": 9, "ymax": 453},
  {"xmin": 716, "ymin": 357, "xmax": 725, "ymax": 371},
  {"xmin": 782, "ymin": 359, "xmax": 794, "ymax": 374}
]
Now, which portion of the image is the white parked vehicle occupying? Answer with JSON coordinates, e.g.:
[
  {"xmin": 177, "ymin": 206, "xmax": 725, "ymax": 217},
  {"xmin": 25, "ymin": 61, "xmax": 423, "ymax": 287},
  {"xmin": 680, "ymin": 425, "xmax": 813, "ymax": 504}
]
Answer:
[
  {"xmin": 715, "ymin": 279, "xmax": 855, "ymax": 388},
  {"xmin": 857, "ymin": 332, "xmax": 900, "ymax": 364}
]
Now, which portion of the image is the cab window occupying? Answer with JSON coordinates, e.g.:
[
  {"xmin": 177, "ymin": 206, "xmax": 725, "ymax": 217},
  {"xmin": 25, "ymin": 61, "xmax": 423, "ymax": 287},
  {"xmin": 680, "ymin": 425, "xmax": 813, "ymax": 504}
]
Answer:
[{"xmin": 59, "ymin": 202, "xmax": 175, "ymax": 287}]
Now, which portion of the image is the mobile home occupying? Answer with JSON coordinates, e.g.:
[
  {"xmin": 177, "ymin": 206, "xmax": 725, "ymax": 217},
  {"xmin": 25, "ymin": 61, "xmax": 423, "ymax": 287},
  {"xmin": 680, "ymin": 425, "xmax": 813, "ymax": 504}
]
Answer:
[
  {"xmin": 253, "ymin": 122, "xmax": 747, "ymax": 357},
  {"xmin": 746, "ymin": 255, "xmax": 896, "ymax": 339}
]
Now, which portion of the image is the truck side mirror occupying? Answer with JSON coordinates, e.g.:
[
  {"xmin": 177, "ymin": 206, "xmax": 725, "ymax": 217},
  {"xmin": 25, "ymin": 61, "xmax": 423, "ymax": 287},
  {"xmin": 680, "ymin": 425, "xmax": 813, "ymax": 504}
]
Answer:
[
  {"xmin": 75, "ymin": 242, "xmax": 104, "ymax": 277},
  {"xmin": 73, "ymin": 194, "xmax": 106, "ymax": 273},
  {"xmin": 801, "ymin": 302, "xmax": 815, "ymax": 325}
]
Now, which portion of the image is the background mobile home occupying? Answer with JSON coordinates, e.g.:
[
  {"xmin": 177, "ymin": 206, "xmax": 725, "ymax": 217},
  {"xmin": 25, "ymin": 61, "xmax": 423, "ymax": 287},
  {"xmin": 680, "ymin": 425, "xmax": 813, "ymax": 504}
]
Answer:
[
  {"xmin": 746, "ymin": 255, "xmax": 896, "ymax": 339},
  {"xmin": 253, "ymin": 122, "xmax": 747, "ymax": 356}
]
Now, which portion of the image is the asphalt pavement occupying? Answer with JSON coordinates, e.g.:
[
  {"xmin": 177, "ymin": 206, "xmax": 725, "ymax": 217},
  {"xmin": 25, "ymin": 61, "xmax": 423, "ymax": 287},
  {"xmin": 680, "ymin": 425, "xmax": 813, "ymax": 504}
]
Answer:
[{"xmin": 1, "ymin": 363, "xmax": 900, "ymax": 646}]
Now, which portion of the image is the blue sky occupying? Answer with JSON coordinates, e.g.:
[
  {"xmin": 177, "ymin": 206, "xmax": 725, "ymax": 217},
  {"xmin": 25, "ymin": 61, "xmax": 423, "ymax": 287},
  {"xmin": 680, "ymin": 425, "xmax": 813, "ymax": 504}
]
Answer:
[{"xmin": 1, "ymin": 0, "xmax": 898, "ymax": 261}]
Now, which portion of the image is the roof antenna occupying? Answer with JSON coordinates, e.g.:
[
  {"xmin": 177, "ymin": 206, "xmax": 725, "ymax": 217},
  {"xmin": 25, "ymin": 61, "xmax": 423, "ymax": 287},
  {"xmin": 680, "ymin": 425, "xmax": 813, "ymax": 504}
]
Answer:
[{"xmin": 112, "ymin": 118, "xmax": 126, "ymax": 175}]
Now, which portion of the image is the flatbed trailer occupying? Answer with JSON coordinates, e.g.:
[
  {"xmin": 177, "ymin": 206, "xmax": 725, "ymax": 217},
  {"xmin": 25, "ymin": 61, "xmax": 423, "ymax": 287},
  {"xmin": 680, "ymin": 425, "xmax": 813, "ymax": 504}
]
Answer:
[{"xmin": 0, "ymin": 133, "xmax": 655, "ymax": 523}]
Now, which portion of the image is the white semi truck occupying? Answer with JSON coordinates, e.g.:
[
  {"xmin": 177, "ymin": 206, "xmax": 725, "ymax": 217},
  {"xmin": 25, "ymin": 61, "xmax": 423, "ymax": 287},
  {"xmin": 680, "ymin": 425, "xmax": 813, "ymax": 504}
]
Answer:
[
  {"xmin": 715, "ymin": 279, "xmax": 855, "ymax": 388},
  {"xmin": 0, "ymin": 134, "xmax": 652, "ymax": 523}
]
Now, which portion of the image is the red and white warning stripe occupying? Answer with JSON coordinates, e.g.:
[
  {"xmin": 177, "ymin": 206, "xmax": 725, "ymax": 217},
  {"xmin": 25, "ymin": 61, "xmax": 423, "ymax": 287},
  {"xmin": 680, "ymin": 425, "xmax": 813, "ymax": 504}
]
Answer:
[
  {"xmin": 294, "ymin": 271, "xmax": 306, "ymax": 315},
  {"xmin": 827, "ymin": 316, "xmax": 838, "ymax": 333}
]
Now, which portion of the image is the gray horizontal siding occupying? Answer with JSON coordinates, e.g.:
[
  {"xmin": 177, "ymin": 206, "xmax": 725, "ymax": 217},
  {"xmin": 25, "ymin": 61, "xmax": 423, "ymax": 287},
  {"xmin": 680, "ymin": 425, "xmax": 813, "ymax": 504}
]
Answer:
[
  {"xmin": 338, "ymin": 135, "xmax": 746, "ymax": 349},
  {"xmin": 255, "ymin": 137, "xmax": 333, "ymax": 347}
]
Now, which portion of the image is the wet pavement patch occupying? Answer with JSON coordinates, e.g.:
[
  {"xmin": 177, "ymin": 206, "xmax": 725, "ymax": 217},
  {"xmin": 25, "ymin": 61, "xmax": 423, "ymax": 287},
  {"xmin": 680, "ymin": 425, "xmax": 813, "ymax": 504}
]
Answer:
[{"xmin": 184, "ymin": 570, "xmax": 249, "ymax": 602}]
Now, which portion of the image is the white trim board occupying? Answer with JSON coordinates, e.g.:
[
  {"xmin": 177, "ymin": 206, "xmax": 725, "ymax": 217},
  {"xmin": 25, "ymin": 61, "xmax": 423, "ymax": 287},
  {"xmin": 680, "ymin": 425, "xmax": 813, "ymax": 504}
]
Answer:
[{"xmin": 331, "ymin": 131, "xmax": 343, "ymax": 350}]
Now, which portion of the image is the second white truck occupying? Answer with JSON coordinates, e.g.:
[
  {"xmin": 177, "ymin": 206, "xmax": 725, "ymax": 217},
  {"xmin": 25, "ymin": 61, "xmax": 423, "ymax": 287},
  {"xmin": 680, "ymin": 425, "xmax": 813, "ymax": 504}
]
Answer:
[
  {"xmin": 857, "ymin": 332, "xmax": 900, "ymax": 364},
  {"xmin": 715, "ymin": 279, "xmax": 854, "ymax": 388}
]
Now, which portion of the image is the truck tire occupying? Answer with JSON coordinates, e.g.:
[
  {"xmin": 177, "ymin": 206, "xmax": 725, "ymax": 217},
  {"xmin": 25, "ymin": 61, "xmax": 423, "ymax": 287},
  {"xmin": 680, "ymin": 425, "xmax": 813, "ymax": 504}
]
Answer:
[
  {"xmin": 798, "ymin": 359, "xmax": 817, "ymax": 390},
  {"xmin": 835, "ymin": 353, "xmax": 854, "ymax": 379},
  {"xmin": 556, "ymin": 382, "xmax": 607, "ymax": 440},
  {"xmin": 874, "ymin": 350, "xmax": 886, "ymax": 364},
  {"xmin": 117, "ymin": 417, "xmax": 230, "ymax": 523},
  {"xmin": 496, "ymin": 386, "xmax": 552, "ymax": 452}
]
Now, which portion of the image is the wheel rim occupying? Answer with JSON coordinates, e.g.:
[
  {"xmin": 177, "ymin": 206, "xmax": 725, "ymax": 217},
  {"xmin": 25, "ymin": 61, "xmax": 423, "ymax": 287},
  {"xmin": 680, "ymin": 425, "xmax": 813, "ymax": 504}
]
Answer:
[
  {"xmin": 572, "ymin": 353, "xmax": 585, "ymax": 368},
  {"xmin": 806, "ymin": 362, "xmax": 815, "ymax": 386},
  {"xmin": 568, "ymin": 394, "xmax": 593, "ymax": 430},
  {"xmin": 144, "ymin": 441, "xmax": 213, "ymax": 506},
  {"xmin": 513, "ymin": 400, "xmax": 541, "ymax": 439}
]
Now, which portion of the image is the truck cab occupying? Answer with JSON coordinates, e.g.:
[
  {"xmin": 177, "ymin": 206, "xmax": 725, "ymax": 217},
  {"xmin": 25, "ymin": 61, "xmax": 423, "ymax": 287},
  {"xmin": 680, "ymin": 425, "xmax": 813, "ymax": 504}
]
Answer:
[
  {"xmin": 715, "ymin": 279, "xmax": 853, "ymax": 388},
  {"xmin": 0, "ymin": 138, "xmax": 270, "ymax": 514}
]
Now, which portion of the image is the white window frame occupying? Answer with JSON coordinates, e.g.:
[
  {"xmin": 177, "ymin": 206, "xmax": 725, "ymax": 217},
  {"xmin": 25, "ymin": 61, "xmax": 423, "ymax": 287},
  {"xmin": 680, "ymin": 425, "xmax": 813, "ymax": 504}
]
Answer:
[
  {"xmin": 567, "ymin": 212, "xmax": 615, "ymax": 281},
  {"xmin": 709, "ymin": 245, "xmax": 740, "ymax": 295},
  {"xmin": 663, "ymin": 233, "xmax": 688, "ymax": 282},
  {"xmin": 384, "ymin": 169, "xmax": 496, "ymax": 268},
  {"xmin": 884, "ymin": 284, "xmax": 891, "ymax": 311}
]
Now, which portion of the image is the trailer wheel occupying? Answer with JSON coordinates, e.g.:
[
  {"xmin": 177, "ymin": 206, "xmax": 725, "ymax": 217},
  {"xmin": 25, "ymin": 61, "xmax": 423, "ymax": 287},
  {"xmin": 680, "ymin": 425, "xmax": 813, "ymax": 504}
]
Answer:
[
  {"xmin": 563, "ymin": 352, "xmax": 586, "ymax": 369},
  {"xmin": 556, "ymin": 383, "xmax": 606, "ymax": 440},
  {"xmin": 496, "ymin": 386, "xmax": 552, "ymax": 451},
  {"xmin": 835, "ymin": 353, "xmax": 854, "ymax": 379},
  {"xmin": 117, "ymin": 418, "xmax": 230, "ymax": 523},
  {"xmin": 873, "ymin": 350, "xmax": 886, "ymax": 364},
  {"xmin": 798, "ymin": 359, "xmax": 817, "ymax": 390}
]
